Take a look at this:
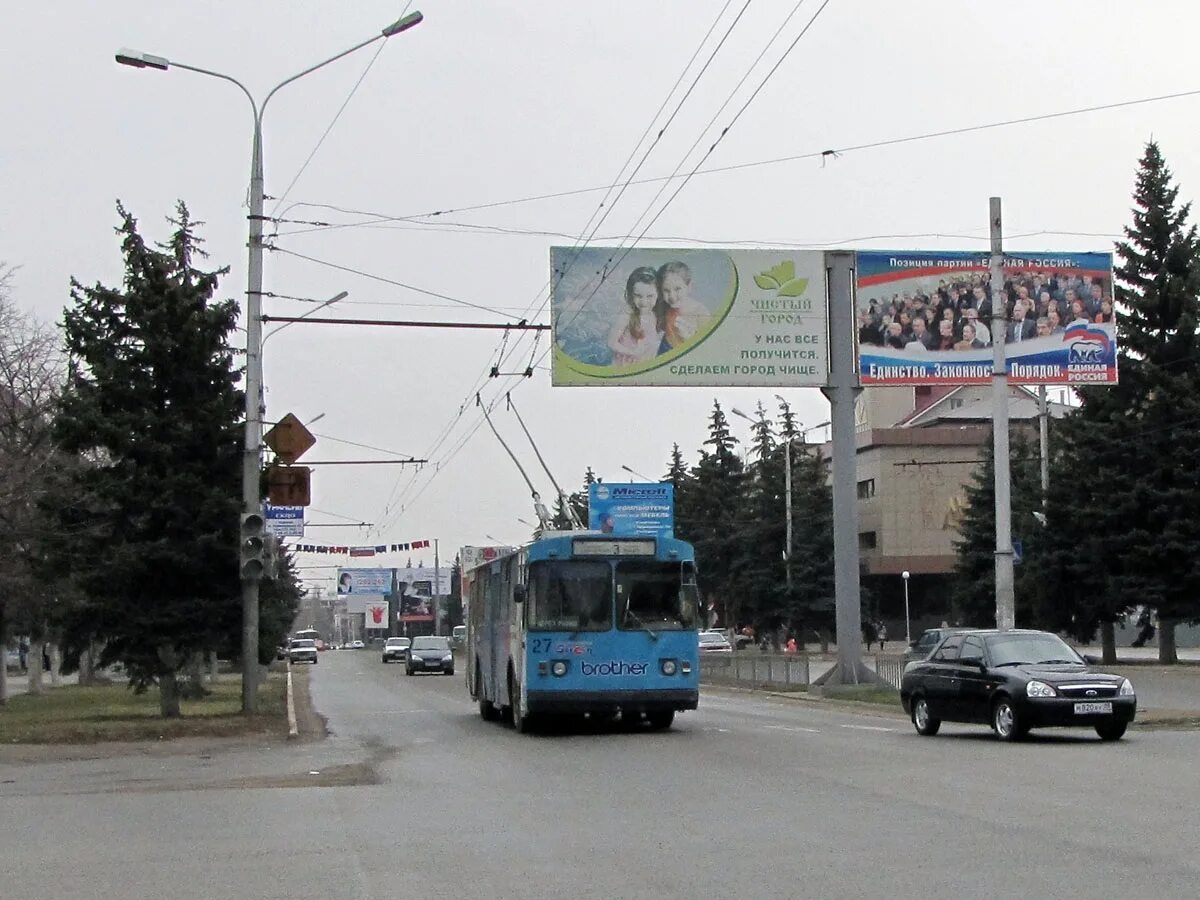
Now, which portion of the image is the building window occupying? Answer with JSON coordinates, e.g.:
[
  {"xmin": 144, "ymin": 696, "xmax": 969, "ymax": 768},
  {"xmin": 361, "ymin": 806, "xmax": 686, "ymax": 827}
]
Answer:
[
  {"xmin": 856, "ymin": 478, "xmax": 875, "ymax": 499},
  {"xmin": 858, "ymin": 531, "xmax": 878, "ymax": 550},
  {"xmin": 949, "ymin": 398, "xmax": 964, "ymax": 410}
]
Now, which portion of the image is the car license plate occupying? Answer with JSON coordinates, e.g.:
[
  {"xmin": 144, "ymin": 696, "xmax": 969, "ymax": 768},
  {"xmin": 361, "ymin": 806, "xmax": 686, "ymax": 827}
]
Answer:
[{"xmin": 1074, "ymin": 701, "xmax": 1113, "ymax": 715}]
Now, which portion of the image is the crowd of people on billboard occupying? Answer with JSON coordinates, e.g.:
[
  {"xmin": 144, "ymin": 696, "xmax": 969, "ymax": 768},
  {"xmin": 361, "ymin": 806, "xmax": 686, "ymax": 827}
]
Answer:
[{"xmin": 858, "ymin": 269, "xmax": 1114, "ymax": 354}]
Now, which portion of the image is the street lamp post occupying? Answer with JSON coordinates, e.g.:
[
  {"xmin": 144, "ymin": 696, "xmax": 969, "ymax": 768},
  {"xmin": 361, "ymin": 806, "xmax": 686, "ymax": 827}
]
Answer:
[
  {"xmin": 116, "ymin": 11, "xmax": 424, "ymax": 712},
  {"xmin": 902, "ymin": 570, "xmax": 911, "ymax": 646},
  {"xmin": 620, "ymin": 464, "xmax": 655, "ymax": 482}
]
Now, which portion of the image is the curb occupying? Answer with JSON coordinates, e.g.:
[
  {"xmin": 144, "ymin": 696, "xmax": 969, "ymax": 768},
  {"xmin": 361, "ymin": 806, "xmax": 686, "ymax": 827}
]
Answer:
[{"xmin": 286, "ymin": 664, "xmax": 298, "ymax": 739}]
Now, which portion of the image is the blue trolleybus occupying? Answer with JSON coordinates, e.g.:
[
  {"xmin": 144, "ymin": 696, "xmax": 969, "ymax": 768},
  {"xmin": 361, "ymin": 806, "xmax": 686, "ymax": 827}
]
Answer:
[{"xmin": 465, "ymin": 532, "xmax": 700, "ymax": 732}]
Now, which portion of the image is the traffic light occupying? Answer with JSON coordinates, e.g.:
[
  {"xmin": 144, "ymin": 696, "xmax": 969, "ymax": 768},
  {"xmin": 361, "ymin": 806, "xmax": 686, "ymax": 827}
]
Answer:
[{"xmin": 240, "ymin": 512, "xmax": 266, "ymax": 581}]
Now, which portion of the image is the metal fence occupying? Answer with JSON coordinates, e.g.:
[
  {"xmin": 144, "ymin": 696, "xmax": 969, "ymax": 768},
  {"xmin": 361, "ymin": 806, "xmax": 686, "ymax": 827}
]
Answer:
[
  {"xmin": 699, "ymin": 652, "xmax": 811, "ymax": 690},
  {"xmin": 700, "ymin": 651, "xmax": 908, "ymax": 691}
]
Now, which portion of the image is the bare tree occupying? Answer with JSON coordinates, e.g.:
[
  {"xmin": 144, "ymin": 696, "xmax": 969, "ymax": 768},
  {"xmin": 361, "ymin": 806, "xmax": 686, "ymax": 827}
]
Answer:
[{"xmin": 0, "ymin": 264, "xmax": 66, "ymax": 704}]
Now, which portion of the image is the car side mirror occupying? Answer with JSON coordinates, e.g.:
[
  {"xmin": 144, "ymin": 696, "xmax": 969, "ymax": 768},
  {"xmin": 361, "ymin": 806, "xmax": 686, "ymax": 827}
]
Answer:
[
  {"xmin": 1081, "ymin": 653, "xmax": 1099, "ymax": 665},
  {"xmin": 513, "ymin": 584, "xmax": 527, "ymax": 604},
  {"xmin": 959, "ymin": 656, "xmax": 984, "ymax": 669}
]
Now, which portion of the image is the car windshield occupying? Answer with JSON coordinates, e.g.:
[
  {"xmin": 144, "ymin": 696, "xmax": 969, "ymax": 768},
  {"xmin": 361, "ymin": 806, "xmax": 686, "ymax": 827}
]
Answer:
[
  {"xmin": 411, "ymin": 637, "xmax": 449, "ymax": 651},
  {"xmin": 985, "ymin": 633, "xmax": 1083, "ymax": 666},
  {"xmin": 386, "ymin": 639, "xmax": 409, "ymax": 647},
  {"xmin": 699, "ymin": 633, "xmax": 726, "ymax": 644},
  {"xmin": 529, "ymin": 560, "xmax": 612, "ymax": 631},
  {"xmin": 292, "ymin": 640, "xmax": 315, "ymax": 649},
  {"xmin": 617, "ymin": 561, "xmax": 699, "ymax": 632}
]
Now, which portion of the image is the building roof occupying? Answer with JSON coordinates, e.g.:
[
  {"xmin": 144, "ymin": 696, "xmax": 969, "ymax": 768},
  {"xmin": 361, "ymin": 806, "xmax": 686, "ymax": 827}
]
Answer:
[{"xmin": 898, "ymin": 384, "xmax": 1072, "ymax": 428}]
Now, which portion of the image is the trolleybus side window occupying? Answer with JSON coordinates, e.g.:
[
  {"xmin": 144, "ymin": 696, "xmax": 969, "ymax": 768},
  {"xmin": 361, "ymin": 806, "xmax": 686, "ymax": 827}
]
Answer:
[
  {"xmin": 616, "ymin": 560, "xmax": 698, "ymax": 631},
  {"xmin": 528, "ymin": 560, "xmax": 611, "ymax": 631}
]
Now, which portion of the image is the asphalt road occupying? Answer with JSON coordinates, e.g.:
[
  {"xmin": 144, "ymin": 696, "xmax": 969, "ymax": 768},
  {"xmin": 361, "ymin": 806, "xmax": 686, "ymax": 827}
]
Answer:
[{"xmin": 3, "ymin": 649, "xmax": 1200, "ymax": 899}]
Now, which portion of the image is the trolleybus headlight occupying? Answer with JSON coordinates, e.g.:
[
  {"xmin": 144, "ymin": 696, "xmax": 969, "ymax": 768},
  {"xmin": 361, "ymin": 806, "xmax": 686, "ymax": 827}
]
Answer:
[
  {"xmin": 680, "ymin": 661, "xmax": 692, "ymax": 675},
  {"xmin": 660, "ymin": 658, "xmax": 678, "ymax": 676},
  {"xmin": 551, "ymin": 660, "xmax": 569, "ymax": 677}
]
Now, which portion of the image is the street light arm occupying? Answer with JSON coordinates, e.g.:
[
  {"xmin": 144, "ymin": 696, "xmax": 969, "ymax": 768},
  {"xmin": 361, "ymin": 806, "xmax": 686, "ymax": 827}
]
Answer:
[
  {"xmin": 165, "ymin": 61, "xmax": 260, "ymax": 121},
  {"xmin": 262, "ymin": 11, "xmax": 422, "ymax": 114}
]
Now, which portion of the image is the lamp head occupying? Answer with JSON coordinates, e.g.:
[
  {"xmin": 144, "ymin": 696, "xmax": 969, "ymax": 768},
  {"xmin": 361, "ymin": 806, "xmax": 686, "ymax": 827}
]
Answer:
[
  {"xmin": 115, "ymin": 48, "xmax": 169, "ymax": 70},
  {"xmin": 382, "ymin": 10, "xmax": 424, "ymax": 36}
]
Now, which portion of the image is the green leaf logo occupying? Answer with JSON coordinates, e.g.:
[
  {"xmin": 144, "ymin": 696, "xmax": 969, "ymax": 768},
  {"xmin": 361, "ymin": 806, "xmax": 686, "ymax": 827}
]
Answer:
[{"xmin": 755, "ymin": 260, "xmax": 807, "ymax": 297}]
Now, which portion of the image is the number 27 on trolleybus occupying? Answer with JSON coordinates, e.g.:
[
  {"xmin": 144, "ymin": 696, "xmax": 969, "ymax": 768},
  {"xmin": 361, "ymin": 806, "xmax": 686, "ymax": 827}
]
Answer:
[{"xmin": 464, "ymin": 533, "xmax": 700, "ymax": 732}]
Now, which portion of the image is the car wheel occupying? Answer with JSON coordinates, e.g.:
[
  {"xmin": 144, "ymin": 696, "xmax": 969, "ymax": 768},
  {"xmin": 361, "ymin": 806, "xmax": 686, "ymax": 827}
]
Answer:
[
  {"xmin": 911, "ymin": 695, "xmax": 941, "ymax": 736},
  {"xmin": 445, "ymin": 668, "xmax": 455, "ymax": 676},
  {"xmin": 406, "ymin": 667, "xmax": 413, "ymax": 676},
  {"xmin": 991, "ymin": 697, "xmax": 1026, "ymax": 741},
  {"xmin": 480, "ymin": 698, "xmax": 499, "ymax": 721},
  {"xmin": 1095, "ymin": 719, "xmax": 1127, "ymax": 742},
  {"xmin": 646, "ymin": 710, "xmax": 674, "ymax": 730}
]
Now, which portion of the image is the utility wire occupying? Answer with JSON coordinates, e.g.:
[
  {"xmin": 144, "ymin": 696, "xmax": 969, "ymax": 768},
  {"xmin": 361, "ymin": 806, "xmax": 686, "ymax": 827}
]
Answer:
[
  {"xmin": 267, "ymin": 245, "xmax": 522, "ymax": 320},
  {"xmin": 279, "ymin": 85, "xmax": 1200, "ymax": 230}
]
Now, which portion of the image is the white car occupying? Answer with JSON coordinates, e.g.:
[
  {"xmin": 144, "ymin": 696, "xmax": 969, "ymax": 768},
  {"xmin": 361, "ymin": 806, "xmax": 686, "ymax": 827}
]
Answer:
[
  {"xmin": 350, "ymin": 640, "xmax": 365, "ymax": 650},
  {"xmin": 382, "ymin": 637, "xmax": 411, "ymax": 663},
  {"xmin": 288, "ymin": 639, "xmax": 319, "ymax": 664},
  {"xmin": 698, "ymin": 631, "xmax": 733, "ymax": 654}
]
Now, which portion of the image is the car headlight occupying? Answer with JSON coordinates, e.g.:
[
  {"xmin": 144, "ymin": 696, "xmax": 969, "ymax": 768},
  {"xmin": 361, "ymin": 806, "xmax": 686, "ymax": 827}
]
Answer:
[
  {"xmin": 551, "ymin": 660, "xmax": 568, "ymax": 677},
  {"xmin": 1119, "ymin": 678, "xmax": 1135, "ymax": 697},
  {"xmin": 660, "ymin": 659, "xmax": 678, "ymax": 676},
  {"xmin": 1026, "ymin": 680, "xmax": 1057, "ymax": 698},
  {"xmin": 442, "ymin": 654, "xmax": 453, "ymax": 663}
]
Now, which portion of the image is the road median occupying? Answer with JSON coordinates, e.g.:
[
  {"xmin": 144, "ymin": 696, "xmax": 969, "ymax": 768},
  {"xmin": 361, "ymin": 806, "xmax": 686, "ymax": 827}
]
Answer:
[{"xmin": 0, "ymin": 673, "xmax": 287, "ymax": 744}]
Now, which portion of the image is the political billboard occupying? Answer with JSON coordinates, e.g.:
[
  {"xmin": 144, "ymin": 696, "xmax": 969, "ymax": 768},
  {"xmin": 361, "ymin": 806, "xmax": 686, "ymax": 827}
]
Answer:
[
  {"xmin": 551, "ymin": 247, "xmax": 827, "ymax": 387},
  {"xmin": 588, "ymin": 483, "xmax": 674, "ymax": 538},
  {"xmin": 855, "ymin": 250, "xmax": 1117, "ymax": 385}
]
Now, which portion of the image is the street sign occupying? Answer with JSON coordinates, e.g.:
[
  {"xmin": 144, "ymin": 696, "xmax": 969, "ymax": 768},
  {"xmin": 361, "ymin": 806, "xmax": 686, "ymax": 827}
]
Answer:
[
  {"xmin": 264, "ymin": 413, "xmax": 316, "ymax": 465},
  {"xmin": 267, "ymin": 465, "xmax": 312, "ymax": 506},
  {"xmin": 265, "ymin": 504, "xmax": 305, "ymax": 537},
  {"xmin": 1012, "ymin": 540, "xmax": 1023, "ymax": 565}
]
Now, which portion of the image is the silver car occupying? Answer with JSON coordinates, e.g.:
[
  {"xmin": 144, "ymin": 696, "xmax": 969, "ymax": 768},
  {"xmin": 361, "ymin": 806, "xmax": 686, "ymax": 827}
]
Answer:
[{"xmin": 288, "ymin": 639, "xmax": 319, "ymax": 665}]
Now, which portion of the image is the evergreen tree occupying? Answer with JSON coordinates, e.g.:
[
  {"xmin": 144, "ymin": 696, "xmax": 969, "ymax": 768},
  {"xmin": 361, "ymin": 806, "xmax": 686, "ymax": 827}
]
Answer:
[
  {"xmin": 53, "ymin": 202, "xmax": 243, "ymax": 716},
  {"xmin": 787, "ymin": 434, "xmax": 834, "ymax": 641},
  {"xmin": 687, "ymin": 401, "xmax": 745, "ymax": 629},
  {"xmin": 1050, "ymin": 142, "xmax": 1200, "ymax": 662},
  {"xmin": 258, "ymin": 547, "xmax": 305, "ymax": 664},
  {"xmin": 952, "ymin": 433, "xmax": 1046, "ymax": 629}
]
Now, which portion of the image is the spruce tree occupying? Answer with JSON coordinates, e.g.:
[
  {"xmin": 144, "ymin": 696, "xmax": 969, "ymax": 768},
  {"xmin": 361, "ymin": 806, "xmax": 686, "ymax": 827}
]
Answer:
[
  {"xmin": 54, "ymin": 203, "xmax": 243, "ymax": 716},
  {"xmin": 688, "ymin": 401, "xmax": 745, "ymax": 630},
  {"xmin": 1052, "ymin": 142, "xmax": 1200, "ymax": 662}
]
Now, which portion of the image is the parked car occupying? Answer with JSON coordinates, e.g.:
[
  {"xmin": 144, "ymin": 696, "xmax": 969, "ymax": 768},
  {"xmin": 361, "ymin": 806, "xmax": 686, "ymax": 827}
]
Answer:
[
  {"xmin": 903, "ymin": 627, "xmax": 965, "ymax": 664},
  {"xmin": 451, "ymin": 625, "xmax": 467, "ymax": 647},
  {"xmin": 900, "ymin": 629, "xmax": 1136, "ymax": 742},
  {"xmin": 406, "ymin": 636, "xmax": 454, "ymax": 676},
  {"xmin": 288, "ymin": 639, "xmax": 319, "ymax": 665},
  {"xmin": 5, "ymin": 646, "xmax": 25, "ymax": 674},
  {"xmin": 698, "ymin": 631, "xmax": 733, "ymax": 654},
  {"xmin": 382, "ymin": 637, "xmax": 411, "ymax": 664}
]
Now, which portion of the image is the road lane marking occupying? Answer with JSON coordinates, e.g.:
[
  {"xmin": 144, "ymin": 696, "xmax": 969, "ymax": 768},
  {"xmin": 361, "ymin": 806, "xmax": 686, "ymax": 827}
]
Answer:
[
  {"xmin": 764, "ymin": 725, "xmax": 821, "ymax": 734},
  {"xmin": 839, "ymin": 724, "xmax": 895, "ymax": 732}
]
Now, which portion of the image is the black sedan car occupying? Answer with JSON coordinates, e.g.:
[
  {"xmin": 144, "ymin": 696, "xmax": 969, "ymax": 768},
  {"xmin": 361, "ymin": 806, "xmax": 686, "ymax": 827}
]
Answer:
[
  {"xmin": 406, "ymin": 636, "xmax": 454, "ymax": 676},
  {"xmin": 900, "ymin": 629, "xmax": 1136, "ymax": 742}
]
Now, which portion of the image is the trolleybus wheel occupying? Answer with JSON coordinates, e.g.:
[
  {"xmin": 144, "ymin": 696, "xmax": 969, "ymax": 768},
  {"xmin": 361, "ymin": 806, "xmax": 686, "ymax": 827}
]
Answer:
[
  {"xmin": 509, "ymin": 668, "xmax": 533, "ymax": 734},
  {"xmin": 646, "ymin": 710, "xmax": 675, "ymax": 730}
]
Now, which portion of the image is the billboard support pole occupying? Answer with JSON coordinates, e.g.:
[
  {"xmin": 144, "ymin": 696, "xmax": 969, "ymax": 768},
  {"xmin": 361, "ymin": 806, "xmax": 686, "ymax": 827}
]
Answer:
[
  {"xmin": 814, "ymin": 251, "xmax": 875, "ymax": 687},
  {"xmin": 990, "ymin": 197, "xmax": 1016, "ymax": 630},
  {"xmin": 1037, "ymin": 385, "xmax": 1050, "ymax": 504}
]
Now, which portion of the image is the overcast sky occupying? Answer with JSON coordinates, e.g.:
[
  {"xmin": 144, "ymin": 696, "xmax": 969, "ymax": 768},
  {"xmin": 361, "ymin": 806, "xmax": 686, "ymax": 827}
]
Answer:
[{"xmin": 5, "ymin": 1, "xmax": 1200, "ymax": 591}]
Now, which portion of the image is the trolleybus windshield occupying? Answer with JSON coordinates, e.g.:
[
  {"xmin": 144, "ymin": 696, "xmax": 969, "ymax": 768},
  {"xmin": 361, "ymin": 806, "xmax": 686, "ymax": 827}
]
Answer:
[
  {"xmin": 617, "ymin": 561, "xmax": 698, "ymax": 631},
  {"xmin": 528, "ymin": 560, "xmax": 611, "ymax": 631}
]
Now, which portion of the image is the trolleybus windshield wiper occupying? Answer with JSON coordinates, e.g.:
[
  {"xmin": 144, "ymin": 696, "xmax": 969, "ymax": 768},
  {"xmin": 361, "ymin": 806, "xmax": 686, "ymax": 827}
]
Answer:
[{"xmin": 624, "ymin": 607, "xmax": 658, "ymax": 641}]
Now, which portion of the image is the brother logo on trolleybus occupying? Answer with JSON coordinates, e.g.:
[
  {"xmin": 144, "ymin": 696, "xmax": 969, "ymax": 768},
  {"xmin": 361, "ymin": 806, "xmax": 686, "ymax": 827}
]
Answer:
[{"xmin": 581, "ymin": 660, "xmax": 648, "ymax": 677}]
